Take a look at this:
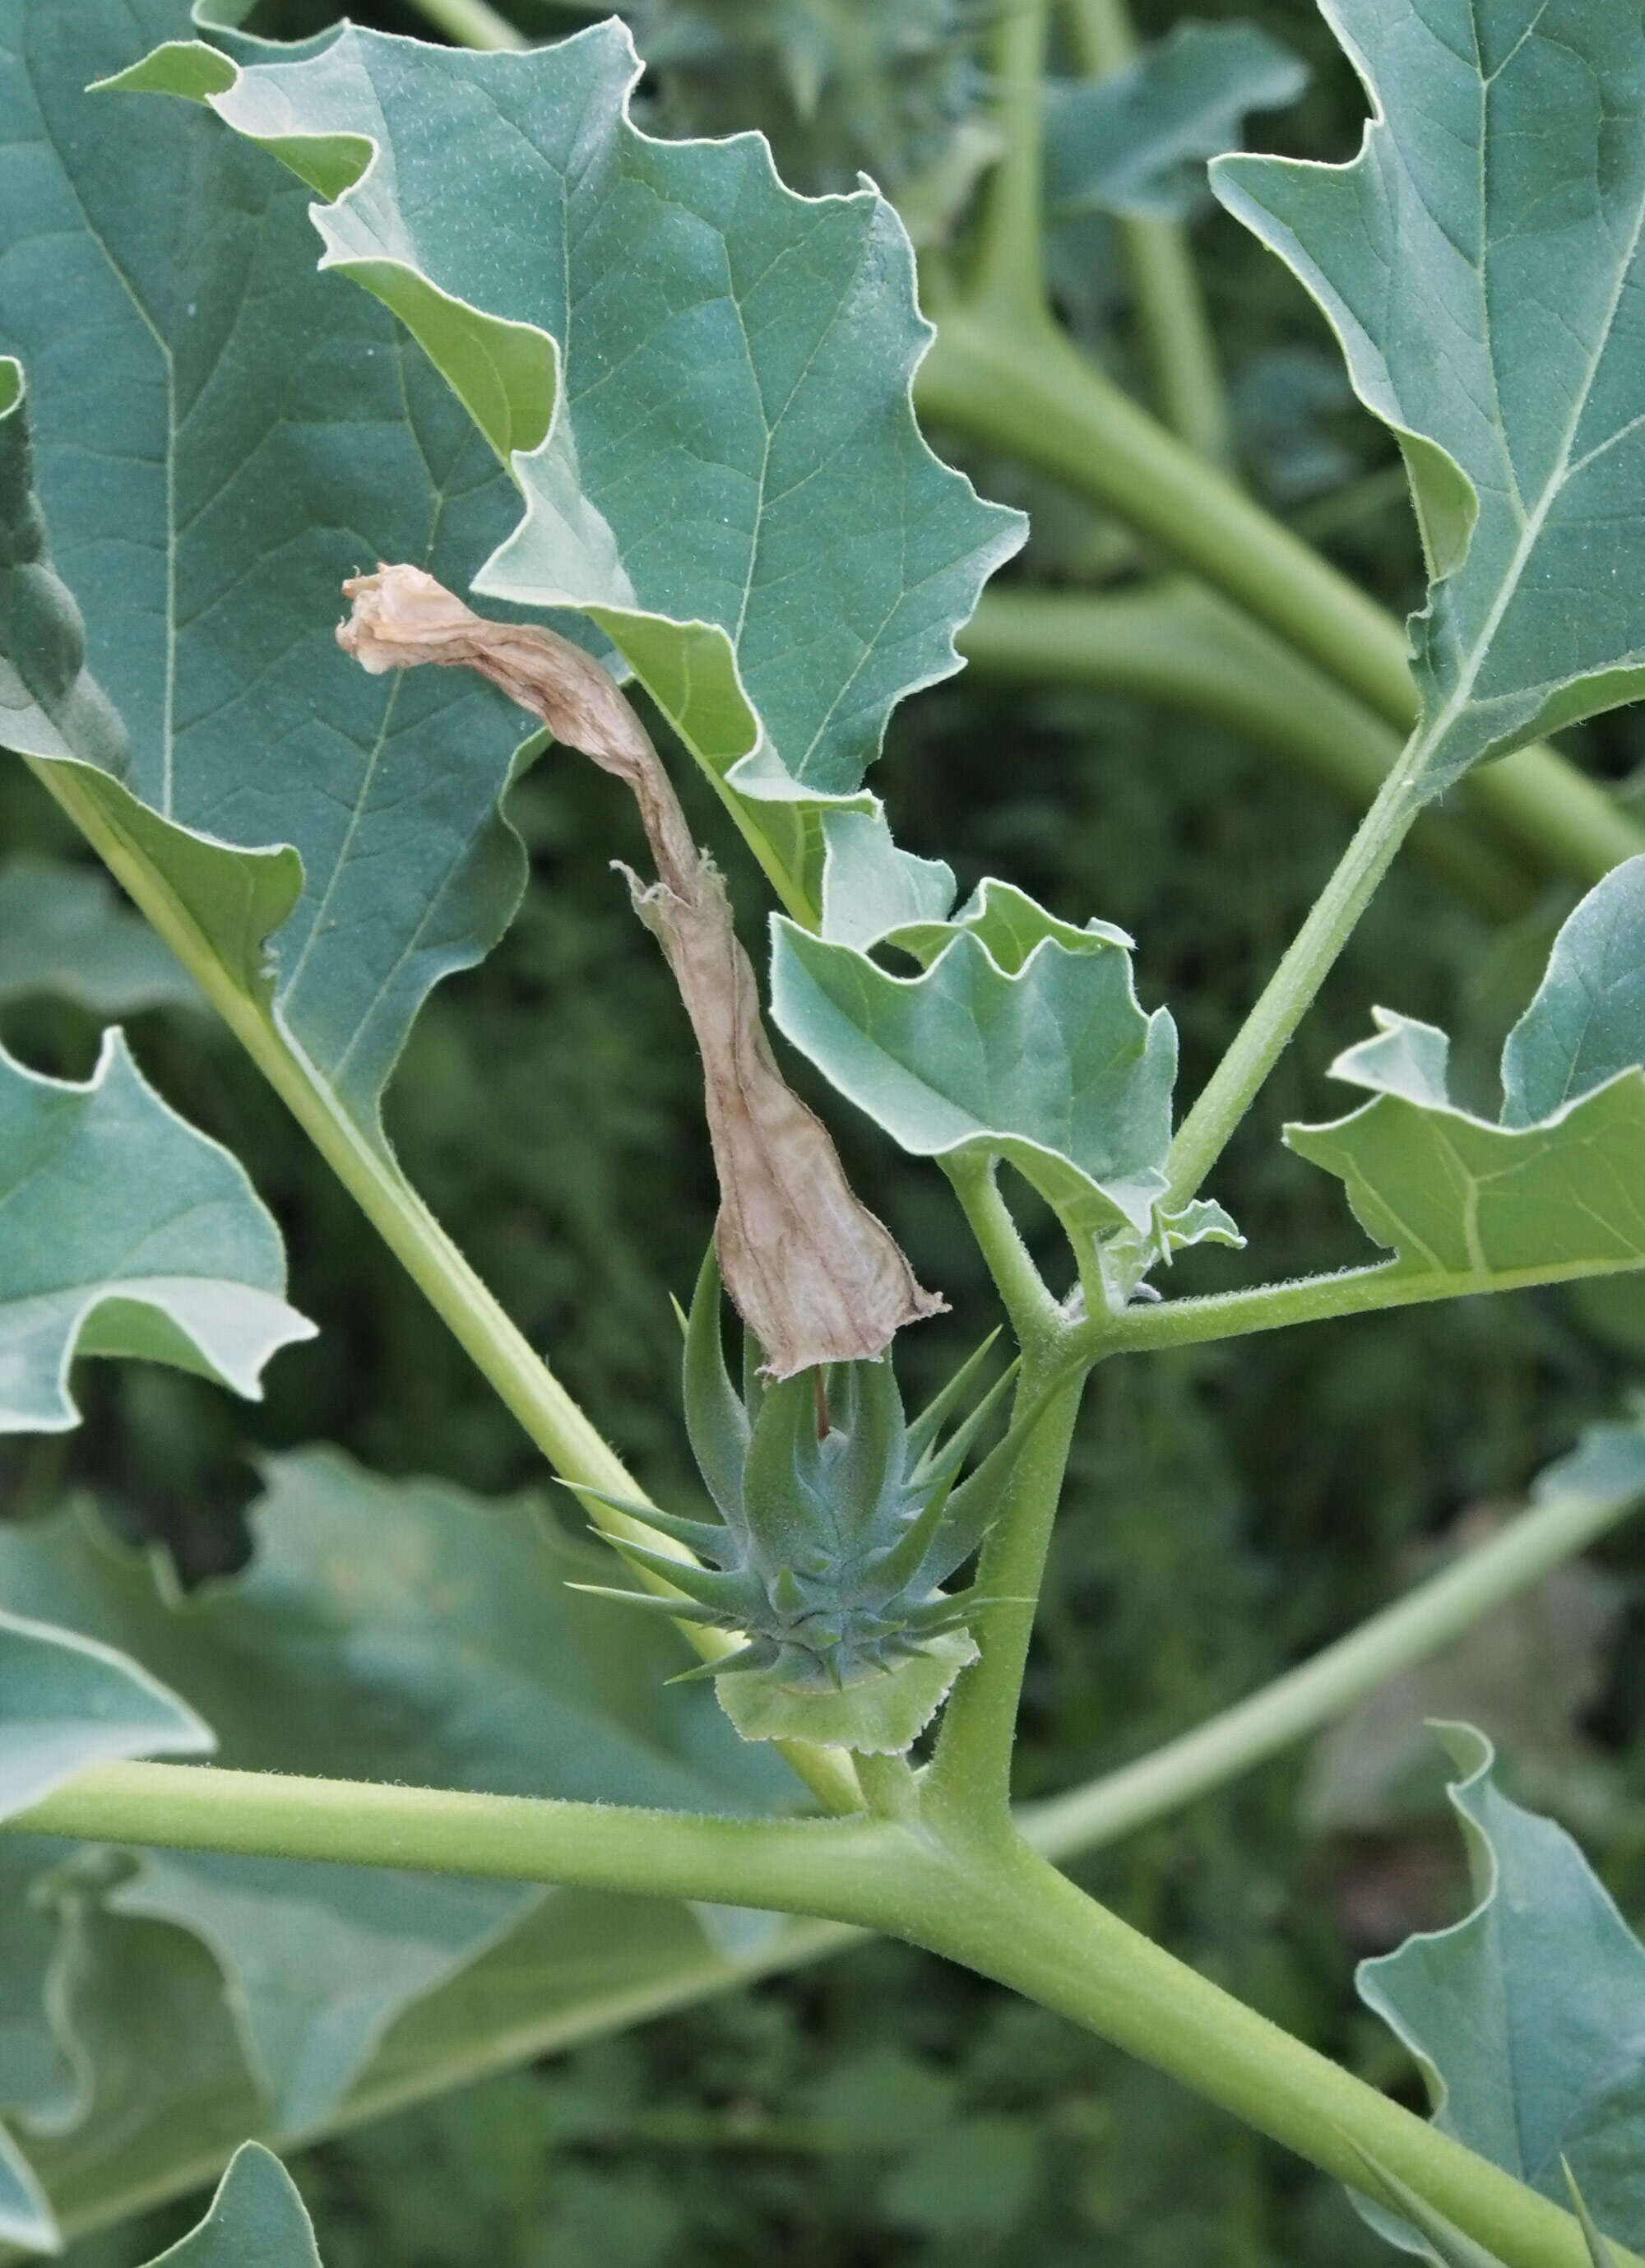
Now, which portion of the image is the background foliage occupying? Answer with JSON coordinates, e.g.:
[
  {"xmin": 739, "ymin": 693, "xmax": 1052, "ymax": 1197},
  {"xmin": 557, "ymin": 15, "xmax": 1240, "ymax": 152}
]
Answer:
[{"xmin": 8, "ymin": 0, "xmax": 1645, "ymax": 2261}]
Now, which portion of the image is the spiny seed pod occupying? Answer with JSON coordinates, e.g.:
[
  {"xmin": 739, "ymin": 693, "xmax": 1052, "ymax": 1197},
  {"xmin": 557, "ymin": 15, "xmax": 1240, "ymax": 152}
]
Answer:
[{"xmin": 575, "ymin": 1250, "xmax": 1025, "ymax": 1750}]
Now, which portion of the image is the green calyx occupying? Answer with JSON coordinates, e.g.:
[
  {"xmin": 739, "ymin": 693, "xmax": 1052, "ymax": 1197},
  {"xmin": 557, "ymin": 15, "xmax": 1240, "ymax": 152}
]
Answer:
[{"xmin": 582, "ymin": 1252, "xmax": 1021, "ymax": 1745}]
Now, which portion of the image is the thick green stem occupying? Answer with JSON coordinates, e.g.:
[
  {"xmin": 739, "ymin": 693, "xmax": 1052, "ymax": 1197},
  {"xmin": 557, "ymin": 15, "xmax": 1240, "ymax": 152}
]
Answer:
[
  {"xmin": 400, "ymin": 0, "xmax": 527, "ymax": 49},
  {"xmin": 1161, "ymin": 742, "xmax": 1425, "ymax": 1209},
  {"xmin": 916, "ymin": 1835, "xmax": 1629, "ymax": 2268},
  {"xmin": 1022, "ymin": 1465, "xmax": 1645, "ymax": 1853},
  {"xmin": 926, "ymin": 1364, "xmax": 1087, "ymax": 1823},
  {"xmin": 25, "ymin": 756, "xmax": 861, "ymax": 1820},
  {"xmin": 1063, "ymin": 0, "xmax": 1231, "ymax": 461},
  {"xmin": 919, "ymin": 305, "xmax": 1645, "ymax": 888},
  {"xmin": 960, "ymin": 585, "xmax": 1534, "ymax": 915},
  {"xmin": 971, "ymin": 0, "xmax": 1052, "ymax": 323},
  {"xmin": 7, "ymin": 1767, "xmax": 1624, "ymax": 2268},
  {"xmin": 920, "ymin": 303, "xmax": 1414, "ymax": 724}
]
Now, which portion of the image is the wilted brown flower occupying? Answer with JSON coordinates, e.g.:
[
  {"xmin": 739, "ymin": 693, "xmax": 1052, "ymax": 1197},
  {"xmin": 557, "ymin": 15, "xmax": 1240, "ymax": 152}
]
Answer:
[{"xmin": 338, "ymin": 566, "xmax": 943, "ymax": 1375}]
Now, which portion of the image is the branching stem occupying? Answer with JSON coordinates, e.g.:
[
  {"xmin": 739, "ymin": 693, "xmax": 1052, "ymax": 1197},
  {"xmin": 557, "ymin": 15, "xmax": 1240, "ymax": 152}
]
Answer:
[{"xmin": 8, "ymin": 1767, "xmax": 1626, "ymax": 2268}]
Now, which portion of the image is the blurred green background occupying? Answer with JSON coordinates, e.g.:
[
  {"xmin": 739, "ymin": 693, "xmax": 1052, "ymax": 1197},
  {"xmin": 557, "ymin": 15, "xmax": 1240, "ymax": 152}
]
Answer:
[{"xmin": 9, "ymin": 1, "xmax": 1645, "ymax": 2261}]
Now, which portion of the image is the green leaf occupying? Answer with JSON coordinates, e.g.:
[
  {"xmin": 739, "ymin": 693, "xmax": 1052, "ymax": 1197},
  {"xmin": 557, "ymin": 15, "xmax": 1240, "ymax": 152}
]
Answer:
[
  {"xmin": 1287, "ymin": 857, "xmax": 1645, "ymax": 1298},
  {"xmin": 0, "ymin": 1027, "xmax": 313, "ymax": 1431},
  {"xmin": 137, "ymin": 16, "xmax": 1024, "ymax": 916},
  {"xmin": 0, "ymin": 1, "xmax": 534, "ymax": 1139},
  {"xmin": 0, "ymin": 859, "xmax": 201, "ymax": 1016},
  {"xmin": 1045, "ymin": 22, "xmax": 1306, "ymax": 222},
  {"xmin": 0, "ymin": 1610, "xmax": 210, "ymax": 1821},
  {"xmin": 816, "ymin": 807, "xmax": 957, "ymax": 954},
  {"xmin": 1213, "ymin": 2, "xmax": 1645, "ymax": 790},
  {"xmin": 0, "ymin": 2125, "xmax": 53, "ymax": 2256},
  {"xmin": 0, "ymin": 1610, "xmax": 206, "ymax": 2256},
  {"xmin": 139, "ymin": 2143, "xmax": 321, "ymax": 2268},
  {"xmin": 0, "ymin": 1447, "xmax": 799, "ymax": 2196},
  {"xmin": 1356, "ymin": 1724, "xmax": 1643, "ymax": 2252},
  {"xmin": 771, "ymin": 879, "xmax": 1240, "ymax": 1302}
]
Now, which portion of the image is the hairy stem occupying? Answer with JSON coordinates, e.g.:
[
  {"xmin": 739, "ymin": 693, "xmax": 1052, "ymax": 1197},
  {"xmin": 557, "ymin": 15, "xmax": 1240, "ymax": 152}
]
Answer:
[
  {"xmin": 1161, "ymin": 738, "xmax": 1425, "ymax": 1210},
  {"xmin": 8, "ymin": 1766, "xmax": 1624, "ymax": 2267},
  {"xmin": 27, "ymin": 755, "xmax": 861, "ymax": 1820},
  {"xmin": 925, "ymin": 1363, "xmax": 1087, "ymax": 1823},
  {"xmin": 919, "ymin": 1834, "xmax": 1629, "ymax": 2268},
  {"xmin": 1068, "ymin": 1253, "xmax": 1645, "ymax": 1366},
  {"xmin": 1062, "ymin": 0, "xmax": 1231, "ymax": 461},
  {"xmin": 960, "ymin": 584, "xmax": 1534, "ymax": 915},
  {"xmin": 944, "ymin": 1156, "xmax": 1063, "ymax": 1347}
]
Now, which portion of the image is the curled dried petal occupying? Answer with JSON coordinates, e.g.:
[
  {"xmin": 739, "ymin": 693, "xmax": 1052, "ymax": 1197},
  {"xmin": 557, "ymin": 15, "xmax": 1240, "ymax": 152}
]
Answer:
[{"xmin": 338, "ymin": 565, "xmax": 943, "ymax": 1375}]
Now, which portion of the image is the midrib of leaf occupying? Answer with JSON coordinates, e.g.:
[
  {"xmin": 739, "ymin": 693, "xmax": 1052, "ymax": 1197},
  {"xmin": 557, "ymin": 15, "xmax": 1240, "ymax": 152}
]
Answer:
[
  {"xmin": 35, "ymin": 90, "xmax": 178, "ymax": 812},
  {"xmin": 1416, "ymin": 43, "xmax": 1645, "ymax": 779}
]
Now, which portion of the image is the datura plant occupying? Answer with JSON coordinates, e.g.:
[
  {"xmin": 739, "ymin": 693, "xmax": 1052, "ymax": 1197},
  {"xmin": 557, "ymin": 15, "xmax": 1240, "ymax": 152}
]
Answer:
[{"xmin": 9, "ymin": 1, "xmax": 1645, "ymax": 2264}]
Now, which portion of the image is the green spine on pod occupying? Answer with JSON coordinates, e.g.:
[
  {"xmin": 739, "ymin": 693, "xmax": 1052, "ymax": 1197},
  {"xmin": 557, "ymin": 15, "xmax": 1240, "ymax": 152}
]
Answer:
[{"xmin": 573, "ymin": 1251, "xmax": 1024, "ymax": 1746}]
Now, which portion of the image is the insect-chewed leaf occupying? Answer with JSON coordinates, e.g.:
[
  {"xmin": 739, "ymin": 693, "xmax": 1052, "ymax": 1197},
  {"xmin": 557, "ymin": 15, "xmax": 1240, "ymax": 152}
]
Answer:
[
  {"xmin": 1213, "ymin": 0, "xmax": 1645, "ymax": 791},
  {"xmin": 132, "ymin": 16, "xmax": 1024, "ymax": 912},
  {"xmin": 772, "ymin": 874, "xmax": 1240, "ymax": 1306},
  {"xmin": 1355, "ymin": 1724, "xmax": 1644, "ymax": 2251},
  {"xmin": 1288, "ymin": 857, "xmax": 1645, "ymax": 1297}
]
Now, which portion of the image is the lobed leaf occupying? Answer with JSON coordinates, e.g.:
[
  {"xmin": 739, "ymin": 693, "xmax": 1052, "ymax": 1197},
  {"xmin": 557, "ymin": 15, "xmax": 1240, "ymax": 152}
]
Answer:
[
  {"xmin": 0, "ymin": 1611, "xmax": 210, "ymax": 1823},
  {"xmin": 0, "ymin": 1446, "xmax": 800, "ymax": 2225},
  {"xmin": 1356, "ymin": 1724, "xmax": 1644, "ymax": 2254},
  {"xmin": 134, "ymin": 15, "xmax": 1024, "ymax": 916},
  {"xmin": 772, "ymin": 876, "xmax": 1239, "ymax": 1303},
  {"xmin": 0, "ymin": 1607, "xmax": 208, "ymax": 2256},
  {"xmin": 1288, "ymin": 859, "xmax": 1645, "ymax": 1298},
  {"xmin": 1045, "ymin": 21, "xmax": 1306, "ymax": 223},
  {"xmin": 1213, "ymin": 1, "xmax": 1645, "ymax": 790},
  {"xmin": 0, "ymin": 2127, "xmax": 53, "ymax": 2257},
  {"xmin": 0, "ymin": 1, "xmax": 532, "ymax": 1139},
  {"xmin": 140, "ymin": 2143, "xmax": 321, "ymax": 2268},
  {"xmin": 0, "ymin": 1027, "xmax": 313, "ymax": 1431}
]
